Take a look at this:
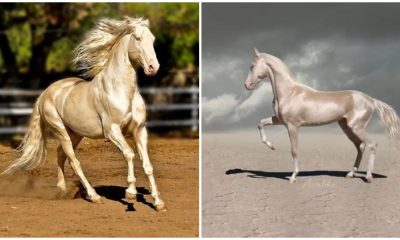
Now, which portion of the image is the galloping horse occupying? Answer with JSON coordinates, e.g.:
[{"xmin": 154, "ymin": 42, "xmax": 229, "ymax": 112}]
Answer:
[
  {"xmin": 1, "ymin": 17, "xmax": 166, "ymax": 211},
  {"xmin": 245, "ymin": 48, "xmax": 400, "ymax": 183}
]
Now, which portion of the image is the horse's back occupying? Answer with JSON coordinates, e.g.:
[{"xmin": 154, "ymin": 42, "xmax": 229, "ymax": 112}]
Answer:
[
  {"xmin": 284, "ymin": 88, "xmax": 374, "ymax": 126},
  {"xmin": 40, "ymin": 77, "xmax": 86, "ymax": 101}
]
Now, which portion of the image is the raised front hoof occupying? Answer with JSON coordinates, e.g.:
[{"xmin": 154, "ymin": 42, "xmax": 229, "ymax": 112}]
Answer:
[
  {"xmin": 264, "ymin": 141, "xmax": 276, "ymax": 150},
  {"xmin": 345, "ymin": 172, "xmax": 354, "ymax": 179},
  {"xmin": 89, "ymin": 196, "xmax": 104, "ymax": 204},
  {"xmin": 155, "ymin": 203, "xmax": 167, "ymax": 212},
  {"xmin": 269, "ymin": 145, "xmax": 276, "ymax": 151},
  {"xmin": 125, "ymin": 191, "xmax": 137, "ymax": 201}
]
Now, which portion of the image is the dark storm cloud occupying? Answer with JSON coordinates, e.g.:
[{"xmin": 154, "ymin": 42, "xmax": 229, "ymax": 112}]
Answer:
[
  {"xmin": 202, "ymin": 3, "xmax": 400, "ymax": 132},
  {"xmin": 203, "ymin": 3, "xmax": 400, "ymax": 53}
]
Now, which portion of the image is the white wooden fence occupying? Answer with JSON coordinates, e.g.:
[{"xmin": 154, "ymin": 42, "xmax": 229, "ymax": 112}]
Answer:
[{"xmin": 0, "ymin": 87, "xmax": 199, "ymax": 134}]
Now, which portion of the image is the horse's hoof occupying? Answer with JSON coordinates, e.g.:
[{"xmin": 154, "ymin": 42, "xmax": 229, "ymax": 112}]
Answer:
[
  {"xmin": 266, "ymin": 141, "xmax": 276, "ymax": 150},
  {"xmin": 346, "ymin": 173, "xmax": 354, "ymax": 178},
  {"xmin": 270, "ymin": 145, "xmax": 276, "ymax": 151},
  {"xmin": 125, "ymin": 191, "xmax": 137, "ymax": 201},
  {"xmin": 289, "ymin": 178, "xmax": 296, "ymax": 183},
  {"xmin": 155, "ymin": 203, "xmax": 167, "ymax": 212},
  {"xmin": 90, "ymin": 196, "xmax": 104, "ymax": 204},
  {"xmin": 366, "ymin": 177, "xmax": 372, "ymax": 183}
]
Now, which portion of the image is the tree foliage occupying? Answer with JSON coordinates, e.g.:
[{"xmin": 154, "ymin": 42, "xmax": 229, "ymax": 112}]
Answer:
[{"xmin": 0, "ymin": 3, "xmax": 199, "ymax": 88}]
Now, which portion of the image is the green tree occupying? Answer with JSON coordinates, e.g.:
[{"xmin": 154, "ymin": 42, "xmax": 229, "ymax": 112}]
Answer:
[{"xmin": 0, "ymin": 3, "xmax": 199, "ymax": 88}]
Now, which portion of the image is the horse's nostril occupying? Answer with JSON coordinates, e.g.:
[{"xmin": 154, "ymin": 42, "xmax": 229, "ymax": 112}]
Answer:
[{"xmin": 149, "ymin": 65, "xmax": 154, "ymax": 71}]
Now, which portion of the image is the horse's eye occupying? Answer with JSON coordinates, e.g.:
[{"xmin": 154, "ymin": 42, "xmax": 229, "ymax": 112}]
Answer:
[{"xmin": 135, "ymin": 36, "xmax": 141, "ymax": 41}]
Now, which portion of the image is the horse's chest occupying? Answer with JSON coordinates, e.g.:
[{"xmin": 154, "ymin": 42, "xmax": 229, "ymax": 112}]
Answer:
[
  {"xmin": 115, "ymin": 99, "xmax": 131, "ymax": 113},
  {"xmin": 102, "ymin": 93, "xmax": 132, "ymax": 120}
]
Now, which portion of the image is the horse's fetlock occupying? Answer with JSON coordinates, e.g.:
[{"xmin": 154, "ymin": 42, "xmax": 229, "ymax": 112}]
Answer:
[{"xmin": 127, "ymin": 176, "xmax": 136, "ymax": 184}]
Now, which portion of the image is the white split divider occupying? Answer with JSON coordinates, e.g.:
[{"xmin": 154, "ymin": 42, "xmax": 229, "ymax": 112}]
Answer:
[{"xmin": 0, "ymin": 87, "xmax": 199, "ymax": 134}]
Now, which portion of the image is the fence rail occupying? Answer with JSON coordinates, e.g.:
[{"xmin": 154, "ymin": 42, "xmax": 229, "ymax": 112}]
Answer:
[{"xmin": 0, "ymin": 87, "xmax": 198, "ymax": 134}]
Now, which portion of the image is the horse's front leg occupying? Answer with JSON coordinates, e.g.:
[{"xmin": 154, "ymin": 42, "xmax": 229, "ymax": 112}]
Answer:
[
  {"xmin": 133, "ymin": 125, "xmax": 166, "ymax": 212},
  {"xmin": 258, "ymin": 116, "xmax": 281, "ymax": 150},
  {"xmin": 105, "ymin": 124, "xmax": 138, "ymax": 201},
  {"xmin": 287, "ymin": 124, "xmax": 299, "ymax": 183}
]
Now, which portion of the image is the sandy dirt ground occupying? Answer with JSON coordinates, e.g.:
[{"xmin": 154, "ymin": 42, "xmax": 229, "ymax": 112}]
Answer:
[
  {"xmin": 0, "ymin": 136, "xmax": 198, "ymax": 237},
  {"xmin": 202, "ymin": 129, "xmax": 400, "ymax": 237}
]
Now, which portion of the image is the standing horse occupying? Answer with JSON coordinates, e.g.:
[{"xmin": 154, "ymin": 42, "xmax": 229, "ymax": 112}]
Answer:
[
  {"xmin": 244, "ymin": 48, "xmax": 400, "ymax": 183},
  {"xmin": 1, "ymin": 17, "xmax": 166, "ymax": 211}
]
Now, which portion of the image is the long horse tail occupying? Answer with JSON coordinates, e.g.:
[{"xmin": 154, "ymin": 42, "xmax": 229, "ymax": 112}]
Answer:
[
  {"xmin": 1, "ymin": 95, "xmax": 47, "ymax": 175},
  {"xmin": 374, "ymin": 98, "xmax": 400, "ymax": 144}
]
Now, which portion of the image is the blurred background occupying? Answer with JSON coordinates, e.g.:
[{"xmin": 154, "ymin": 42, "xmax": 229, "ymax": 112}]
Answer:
[{"xmin": 0, "ymin": 2, "xmax": 199, "ymax": 142}]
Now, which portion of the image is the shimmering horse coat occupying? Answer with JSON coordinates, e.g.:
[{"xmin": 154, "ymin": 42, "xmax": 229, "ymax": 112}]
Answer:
[
  {"xmin": 245, "ymin": 49, "xmax": 400, "ymax": 183},
  {"xmin": 2, "ymin": 17, "xmax": 166, "ymax": 211}
]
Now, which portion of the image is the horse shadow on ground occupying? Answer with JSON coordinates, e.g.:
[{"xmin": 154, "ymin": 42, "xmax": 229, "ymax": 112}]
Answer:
[
  {"xmin": 94, "ymin": 185, "xmax": 155, "ymax": 212},
  {"xmin": 225, "ymin": 168, "xmax": 387, "ymax": 183}
]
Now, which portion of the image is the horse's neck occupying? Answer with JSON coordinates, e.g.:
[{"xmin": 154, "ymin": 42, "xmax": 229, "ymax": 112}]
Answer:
[
  {"xmin": 93, "ymin": 36, "xmax": 137, "ymax": 95},
  {"xmin": 268, "ymin": 64, "xmax": 296, "ymax": 104}
]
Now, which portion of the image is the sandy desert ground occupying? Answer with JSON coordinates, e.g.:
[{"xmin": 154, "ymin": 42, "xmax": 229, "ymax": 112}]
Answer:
[
  {"xmin": 0, "ymin": 136, "xmax": 198, "ymax": 237},
  {"xmin": 202, "ymin": 128, "xmax": 400, "ymax": 237}
]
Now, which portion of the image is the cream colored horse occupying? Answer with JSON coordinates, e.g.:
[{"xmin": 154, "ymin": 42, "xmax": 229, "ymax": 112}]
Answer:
[
  {"xmin": 1, "ymin": 17, "xmax": 166, "ymax": 211},
  {"xmin": 245, "ymin": 48, "xmax": 400, "ymax": 183}
]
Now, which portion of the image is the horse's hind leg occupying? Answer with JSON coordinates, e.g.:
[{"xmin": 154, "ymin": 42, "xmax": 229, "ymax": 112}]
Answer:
[
  {"xmin": 351, "ymin": 127, "xmax": 377, "ymax": 183},
  {"xmin": 347, "ymin": 109, "xmax": 377, "ymax": 183},
  {"xmin": 56, "ymin": 135, "xmax": 101, "ymax": 202},
  {"xmin": 56, "ymin": 130, "xmax": 82, "ymax": 192},
  {"xmin": 44, "ymin": 115, "xmax": 101, "ymax": 202},
  {"xmin": 338, "ymin": 119, "xmax": 365, "ymax": 178}
]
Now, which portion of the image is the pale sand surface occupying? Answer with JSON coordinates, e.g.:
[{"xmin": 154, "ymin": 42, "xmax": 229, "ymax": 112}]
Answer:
[{"xmin": 202, "ymin": 129, "xmax": 400, "ymax": 237}]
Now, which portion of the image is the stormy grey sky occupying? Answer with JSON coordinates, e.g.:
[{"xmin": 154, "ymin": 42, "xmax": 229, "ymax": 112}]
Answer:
[{"xmin": 202, "ymin": 3, "xmax": 400, "ymax": 132}]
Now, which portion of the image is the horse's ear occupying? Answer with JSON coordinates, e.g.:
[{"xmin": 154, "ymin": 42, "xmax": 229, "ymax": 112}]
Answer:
[{"xmin": 254, "ymin": 47, "xmax": 260, "ymax": 57}]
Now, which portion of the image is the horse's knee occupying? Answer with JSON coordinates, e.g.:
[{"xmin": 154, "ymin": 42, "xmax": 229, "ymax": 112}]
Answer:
[{"xmin": 123, "ymin": 149, "xmax": 135, "ymax": 160}]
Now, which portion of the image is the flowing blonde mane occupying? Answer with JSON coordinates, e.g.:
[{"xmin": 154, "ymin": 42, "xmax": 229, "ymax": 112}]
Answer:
[{"xmin": 72, "ymin": 16, "xmax": 149, "ymax": 78}]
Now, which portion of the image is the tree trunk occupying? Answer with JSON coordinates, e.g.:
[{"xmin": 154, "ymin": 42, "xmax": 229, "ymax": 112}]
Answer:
[
  {"xmin": 0, "ymin": 12, "xmax": 19, "ymax": 87},
  {"xmin": 27, "ymin": 3, "xmax": 68, "ymax": 89}
]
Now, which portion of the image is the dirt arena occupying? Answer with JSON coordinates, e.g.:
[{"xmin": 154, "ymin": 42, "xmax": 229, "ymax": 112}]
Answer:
[
  {"xmin": 0, "ymin": 136, "xmax": 198, "ymax": 237},
  {"xmin": 203, "ymin": 129, "xmax": 400, "ymax": 237}
]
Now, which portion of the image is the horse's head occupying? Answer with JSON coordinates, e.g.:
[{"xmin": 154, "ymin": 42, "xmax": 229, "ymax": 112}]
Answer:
[
  {"xmin": 244, "ymin": 48, "xmax": 271, "ymax": 90},
  {"xmin": 127, "ymin": 18, "xmax": 160, "ymax": 76}
]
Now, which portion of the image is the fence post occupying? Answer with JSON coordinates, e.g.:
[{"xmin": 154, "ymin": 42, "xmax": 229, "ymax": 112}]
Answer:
[{"xmin": 191, "ymin": 77, "xmax": 199, "ymax": 132}]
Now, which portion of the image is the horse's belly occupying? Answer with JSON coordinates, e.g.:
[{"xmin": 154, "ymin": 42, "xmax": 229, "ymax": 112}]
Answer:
[
  {"xmin": 63, "ymin": 109, "xmax": 104, "ymax": 138},
  {"xmin": 298, "ymin": 102, "xmax": 348, "ymax": 126}
]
